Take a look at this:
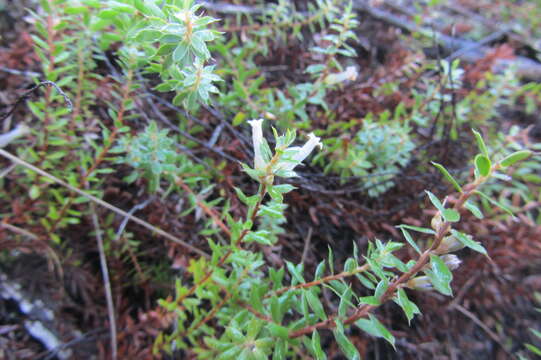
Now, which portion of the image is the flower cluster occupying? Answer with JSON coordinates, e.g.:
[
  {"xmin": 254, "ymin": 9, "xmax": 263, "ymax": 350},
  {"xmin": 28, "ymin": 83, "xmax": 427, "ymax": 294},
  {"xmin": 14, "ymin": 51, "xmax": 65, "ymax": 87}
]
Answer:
[{"xmin": 247, "ymin": 119, "xmax": 322, "ymax": 184}]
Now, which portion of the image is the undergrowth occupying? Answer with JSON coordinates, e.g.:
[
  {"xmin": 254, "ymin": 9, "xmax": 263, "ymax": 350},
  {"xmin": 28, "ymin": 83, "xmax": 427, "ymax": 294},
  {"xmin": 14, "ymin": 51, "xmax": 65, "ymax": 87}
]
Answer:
[{"xmin": 1, "ymin": 0, "xmax": 540, "ymax": 359}]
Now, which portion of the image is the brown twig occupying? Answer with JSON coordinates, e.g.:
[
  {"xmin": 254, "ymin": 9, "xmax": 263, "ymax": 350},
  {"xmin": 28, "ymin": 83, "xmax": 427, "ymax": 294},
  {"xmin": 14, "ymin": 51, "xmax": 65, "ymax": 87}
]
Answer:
[{"xmin": 271, "ymin": 264, "xmax": 370, "ymax": 298}]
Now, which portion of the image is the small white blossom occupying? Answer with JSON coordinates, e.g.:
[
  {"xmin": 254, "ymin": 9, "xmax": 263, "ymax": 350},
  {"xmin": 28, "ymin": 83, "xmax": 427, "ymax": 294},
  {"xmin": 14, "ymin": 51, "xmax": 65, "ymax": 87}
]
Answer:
[
  {"xmin": 324, "ymin": 66, "xmax": 358, "ymax": 85},
  {"xmin": 277, "ymin": 133, "xmax": 322, "ymax": 172},
  {"xmin": 248, "ymin": 119, "xmax": 322, "ymax": 177},
  {"xmin": 248, "ymin": 119, "xmax": 265, "ymax": 170}
]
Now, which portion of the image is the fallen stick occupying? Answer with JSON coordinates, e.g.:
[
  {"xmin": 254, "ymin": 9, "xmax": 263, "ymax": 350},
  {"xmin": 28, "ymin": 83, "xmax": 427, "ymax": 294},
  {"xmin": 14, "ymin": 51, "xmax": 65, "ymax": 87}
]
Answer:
[{"xmin": 353, "ymin": 0, "xmax": 541, "ymax": 80}]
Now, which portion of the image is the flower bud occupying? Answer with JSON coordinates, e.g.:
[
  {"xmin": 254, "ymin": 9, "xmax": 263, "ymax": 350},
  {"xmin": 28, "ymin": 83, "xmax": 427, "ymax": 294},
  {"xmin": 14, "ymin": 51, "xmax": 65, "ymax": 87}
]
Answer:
[
  {"xmin": 406, "ymin": 276, "xmax": 433, "ymax": 291},
  {"xmin": 431, "ymin": 212, "xmax": 443, "ymax": 231},
  {"xmin": 435, "ymin": 235, "xmax": 465, "ymax": 255},
  {"xmin": 324, "ymin": 66, "xmax": 358, "ymax": 85},
  {"xmin": 440, "ymin": 254, "xmax": 461, "ymax": 270},
  {"xmin": 248, "ymin": 119, "xmax": 266, "ymax": 171}
]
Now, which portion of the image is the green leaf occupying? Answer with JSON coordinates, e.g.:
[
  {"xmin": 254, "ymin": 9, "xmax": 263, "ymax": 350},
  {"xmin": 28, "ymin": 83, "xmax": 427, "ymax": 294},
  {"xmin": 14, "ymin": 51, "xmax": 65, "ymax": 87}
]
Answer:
[
  {"xmin": 304, "ymin": 289, "xmax": 327, "ymax": 321},
  {"xmin": 249, "ymin": 287, "xmax": 264, "ymax": 313},
  {"xmin": 272, "ymin": 339, "xmax": 287, "ymax": 360},
  {"xmin": 134, "ymin": 0, "xmax": 164, "ymax": 17},
  {"xmin": 472, "ymin": 129, "xmax": 489, "ymax": 157},
  {"xmin": 442, "ymin": 209, "xmax": 460, "ymax": 223},
  {"xmin": 344, "ymin": 258, "xmax": 356, "ymax": 273},
  {"xmin": 500, "ymin": 150, "xmax": 532, "ymax": 167},
  {"xmin": 314, "ymin": 261, "xmax": 326, "ymax": 280},
  {"xmin": 374, "ymin": 279, "xmax": 388, "ymax": 300},
  {"xmin": 475, "ymin": 190, "xmax": 515, "ymax": 217},
  {"xmin": 246, "ymin": 318, "xmax": 263, "ymax": 340},
  {"xmin": 226, "ymin": 326, "xmax": 245, "ymax": 342},
  {"xmin": 311, "ymin": 331, "xmax": 327, "ymax": 360},
  {"xmin": 358, "ymin": 296, "xmax": 380, "ymax": 306},
  {"xmin": 269, "ymin": 296, "xmax": 283, "ymax": 323},
  {"xmin": 338, "ymin": 286, "xmax": 353, "ymax": 317},
  {"xmin": 399, "ymin": 227, "xmax": 421, "ymax": 254},
  {"xmin": 29, "ymin": 185, "xmax": 41, "ymax": 200},
  {"xmin": 135, "ymin": 29, "xmax": 163, "ymax": 42},
  {"xmin": 431, "ymin": 162, "xmax": 462, "ymax": 192},
  {"xmin": 305, "ymin": 64, "xmax": 326, "ymax": 74},
  {"xmin": 450, "ymin": 230, "xmax": 488, "ymax": 256},
  {"xmin": 273, "ymin": 184, "xmax": 296, "ymax": 194},
  {"xmin": 426, "ymin": 190, "xmax": 444, "ymax": 212},
  {"xmin": 394, "ymin": 288, "xmax": 420, "ymax": 325},
  {"xmin": 268, "ymin": 183, "xmax": 295, "ymax": 202},
  {"xmin": 474, "ymin": 154, "xmax": 491, "ymax": 177},
  {"xmin": 266, "ymin": 323, "xmax": 289, "ymax": 340},
  {"xmin": 464, "ymin": 200, "xmax": 483, "ymax": 219},
  {"xmin": 355, "ymin": 314, "xmax": 396, "ymax": 348},
  {"xmin": 173, "ymin": 43, "xmax": 189, "ymax": 62},
  {"xmin": 328, "ymin": 246, "xmax": 334, "ymax": 274},
  {"xmin": 355, "ymin": 274, "xmax": 375, "ymax": 290},
  {"xmin": 397, "ymin": 224, "xmax": 436, "ymax": 235},
  {"xmin": 333, "ymin": 321, "xmax": 361, "ymax": 360},
  {"xmin": 259, "ymin": 203, "xmax": 286, "ymax": 219},
  {"xmin": 530, "ymin": 328, "xmax": 541, "ymax": 339},
  {"xmin": 232, "ymin": 112, "xmax": 246, "ymax": 126},
  {"xmin": 50, "ymin": 233, "xmax": 61, "ymax": 244},
  {"xmin": 426, "ymin": 255, "xmax": 453, "ymax": 296},
  {"xmin": 525, "ymin": 343, "xmax": 541, "ymax": 356},
  {"xmin": 245, "ymin": 230, "xmax": 273, "ymax": 245},
  {"xmin": 366, "ymin": 257, "xmax": 385, "ymax": 280},
  {"xmin": 286, "ymin": 261, "xmax": 305, "ymax": 283}
]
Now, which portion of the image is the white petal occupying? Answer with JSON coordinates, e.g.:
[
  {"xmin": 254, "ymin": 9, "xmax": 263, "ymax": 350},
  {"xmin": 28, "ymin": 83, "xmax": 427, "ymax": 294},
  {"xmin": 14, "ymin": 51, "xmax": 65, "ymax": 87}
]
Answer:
[
  {"xmin": 292, "ymin": 133, "xmax": 321, "ymax": 163},
  {"xmin": 276, "ymin": 133, "xmax": 321, "ymax": 172},
  {"xmin": 248, "ymin": 119, "xmax": 266, "ymax": 170}
]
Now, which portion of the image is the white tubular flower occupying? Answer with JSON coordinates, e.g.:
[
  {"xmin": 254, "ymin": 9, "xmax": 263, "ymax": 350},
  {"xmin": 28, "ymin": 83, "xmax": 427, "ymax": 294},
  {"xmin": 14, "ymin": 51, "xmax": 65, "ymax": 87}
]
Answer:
[
  {"xmin": 248, "ymin": 119, "xmax": 266, "ymax": 170},
  {"xmin": 278, "ymin": 133, "xmax": 322, "ymax": 172},
  {"xmin": 324, "ymin": 66, "xmax": 358, "ymax": 85},
  {"xmin": 293, "ymin": 133, "xmax": 322, "ymax": 163}
]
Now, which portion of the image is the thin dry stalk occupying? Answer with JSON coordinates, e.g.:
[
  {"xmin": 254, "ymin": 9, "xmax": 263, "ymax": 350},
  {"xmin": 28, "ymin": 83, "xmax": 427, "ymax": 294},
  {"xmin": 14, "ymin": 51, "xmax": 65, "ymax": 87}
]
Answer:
[
  {"xmin": 89, "ymin": 201, "xmax": 117, "ymax": 360},
  {"xmin": 0, "ymin": 148, "xmax": 209, "ymax": 258}
]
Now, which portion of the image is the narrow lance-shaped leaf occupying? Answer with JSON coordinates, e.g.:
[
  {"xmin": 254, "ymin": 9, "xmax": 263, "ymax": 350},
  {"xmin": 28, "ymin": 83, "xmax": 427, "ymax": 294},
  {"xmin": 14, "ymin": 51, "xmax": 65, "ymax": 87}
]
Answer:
[
  {"xmin": 472, "ymin": 129, "xmax": 489, "ymax": 157},
  {"xmin": 426, "ymin": 191, "xmax": 460, "ymax": 222},
  {"xmin": 426, "ymin": 255, "xmax": 453, "ymax": 296},
  {"xmin": 464, "ymin": 200, "xmax": 483, "ymax": 219},
  {"xmin": 333, "ymin": 321, "xmax": 361, "ymax": 360},
  {"xmin": 338, "ymin": 286, "xmax": 353, "ymax": 317},
  {"xmin": 311, "ymin": 331, "xmax": 327, "ymax": 360},
  {"xmin": 314, "ymin": 261, "xmax": 326, "ymax": 280},
  {"xmin": 450, "ymin": 229, "xmax": 488, "ymax": 256},
  {"xmin": 398, "ymin": 224, "xmax": 436, "ymax": 235},
  {"xmin": 475, "ymin": 190, "xmax": 515, "ymax": 217},
  {"xmin": 500, "ymin": 150, "xmax": 532, "ymax": 167},
  {"xmin": 355, "ymin": 314, "xmax": 396, "ymax": 349},
  {"xmin": 431, "ymin": 162, "xmax": 462, "ymax": 192},
  {"xmin": 304, "ymin": 289, "xmax": 327, "ymax": 321},
  {"xmin": 394, "ymin": 288, "xmax": 421, "ymax": 325}
]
